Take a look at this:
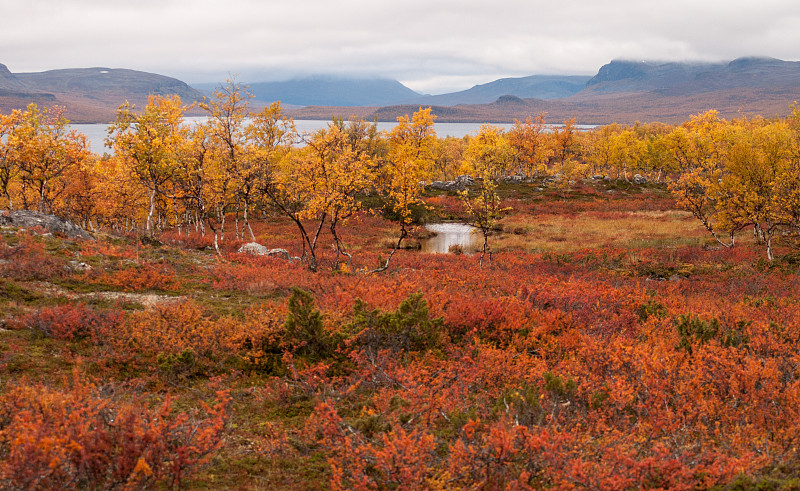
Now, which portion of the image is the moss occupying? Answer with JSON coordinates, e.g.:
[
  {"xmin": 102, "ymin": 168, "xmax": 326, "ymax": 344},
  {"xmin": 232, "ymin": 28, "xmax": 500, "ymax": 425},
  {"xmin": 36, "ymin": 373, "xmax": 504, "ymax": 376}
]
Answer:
[{"xmin": 0, "ymin": 278, "xmax": 40, "ymax": 304}]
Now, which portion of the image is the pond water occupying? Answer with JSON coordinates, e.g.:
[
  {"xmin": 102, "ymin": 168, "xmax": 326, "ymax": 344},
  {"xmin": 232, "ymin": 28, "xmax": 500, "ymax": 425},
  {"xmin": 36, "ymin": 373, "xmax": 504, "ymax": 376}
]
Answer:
[{"xmin": 419, "ymin": 223, "xmax": 481, "ymax": 254}]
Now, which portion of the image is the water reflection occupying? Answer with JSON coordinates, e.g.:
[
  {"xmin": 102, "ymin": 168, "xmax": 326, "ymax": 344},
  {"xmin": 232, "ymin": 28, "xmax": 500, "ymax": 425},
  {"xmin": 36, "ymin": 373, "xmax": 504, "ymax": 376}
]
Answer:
[{"xmin": 420, "ymin": 223, "xmax": 481, "ymax": 254}]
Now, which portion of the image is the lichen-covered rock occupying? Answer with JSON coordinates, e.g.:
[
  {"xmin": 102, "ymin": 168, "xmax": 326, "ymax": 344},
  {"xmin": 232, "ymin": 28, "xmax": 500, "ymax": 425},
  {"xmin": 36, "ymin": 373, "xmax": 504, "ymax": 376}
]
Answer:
[
  {"xmin": 237, "ymin": 242, "xmax": 271, "ymax": 255},
  {"xmin": 237, "ymin": 243, "xmax": 292, "ymax": 260},
  {"xmin": 0, "ymin": 210, "xmax": 93, "ymax": 239},
  {"xmin": 267, "ymin": 248, "xmax": 291, "ymax": 260},
  {"xmin": 455, "ymin": 175, "xmax": 475, "ymax": 186},
  {"xmin": 430, "ymin": 180, "xmax": 466, "ymax": 192}
]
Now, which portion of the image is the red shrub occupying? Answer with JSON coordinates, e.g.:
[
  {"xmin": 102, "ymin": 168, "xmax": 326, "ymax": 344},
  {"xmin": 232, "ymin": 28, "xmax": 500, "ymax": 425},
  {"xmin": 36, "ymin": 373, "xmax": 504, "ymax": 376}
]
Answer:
[
  {"xmin": 0, "ymin": 375, "xmax": 230, "ymax": 490},
  {"xmin": 0, "ymin": 233, "xmax": 64, "ymax": 281},
  {"xmin": 22, "ymin": 303, "xmax": 123, "ymax": 341}
]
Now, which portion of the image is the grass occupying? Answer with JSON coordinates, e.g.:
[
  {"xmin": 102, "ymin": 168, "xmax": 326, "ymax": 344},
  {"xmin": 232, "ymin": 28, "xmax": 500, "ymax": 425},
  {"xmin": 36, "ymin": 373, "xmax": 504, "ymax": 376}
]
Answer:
[{"xmin": 495, "ymin": 208, "xmax": 711, "ymax": 254}]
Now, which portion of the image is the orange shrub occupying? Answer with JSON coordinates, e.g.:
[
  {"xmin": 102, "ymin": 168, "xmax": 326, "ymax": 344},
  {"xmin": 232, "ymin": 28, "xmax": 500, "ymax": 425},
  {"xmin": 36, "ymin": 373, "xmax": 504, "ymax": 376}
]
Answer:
[
  {"xmin": 0, "ymin": 375, "xmax": 229, "ymax": 490},
  {"xmin": 106, "ymin": 299, "xmax": 284, "ymax": 373},
  {"xmin": 82, "ymin": 261, "xmax": 183, "ymax": 292}
]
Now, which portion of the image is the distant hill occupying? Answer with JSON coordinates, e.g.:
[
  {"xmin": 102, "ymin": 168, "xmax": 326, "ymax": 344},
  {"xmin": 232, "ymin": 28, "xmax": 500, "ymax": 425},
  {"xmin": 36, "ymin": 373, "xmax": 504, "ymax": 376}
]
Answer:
[
  {"xmin": 580, "ymin": 57, "xmax": 800, "ymax": 97},
  {"xmin": 289, "ymin": 57, "xmax": 800, "ymax": 124},
  {"xmin": 411, "ymin": 75, "xmax": 591, "ymax": 106},
  {"xmin": 237, "ymin": 76, "xmax": 421, "ymax": 107},
  {"xmin": 4, "ymin": 57, "xmax": 798, "ymax": 124},
  {"xmin": 0, "ymin": 64, "xmax": 204, "ymax": 123}
]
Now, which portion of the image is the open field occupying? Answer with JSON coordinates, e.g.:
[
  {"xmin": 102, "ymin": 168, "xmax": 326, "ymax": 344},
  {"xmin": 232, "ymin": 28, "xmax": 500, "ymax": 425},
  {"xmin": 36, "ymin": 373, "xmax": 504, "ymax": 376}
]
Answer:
[{"xmin": 3, "ymin": 179, "xmax": 800, "ymax": 489}]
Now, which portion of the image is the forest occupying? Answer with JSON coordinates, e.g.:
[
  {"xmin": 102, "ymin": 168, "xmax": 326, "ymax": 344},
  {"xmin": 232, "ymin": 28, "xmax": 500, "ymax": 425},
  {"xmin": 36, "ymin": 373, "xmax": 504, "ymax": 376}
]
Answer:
[{"xmin": 1, "ymin": 82, "xmax": 800, "ymax": 489}]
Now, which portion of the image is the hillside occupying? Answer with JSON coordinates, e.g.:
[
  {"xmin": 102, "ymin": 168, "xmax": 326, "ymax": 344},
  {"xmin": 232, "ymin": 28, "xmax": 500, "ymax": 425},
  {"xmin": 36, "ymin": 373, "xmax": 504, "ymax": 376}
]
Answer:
[
  {"xmin": 3, "ymin": 56, "xmax": 798, "ymax": 124},
  {"xmin": 0, "ymin": 64, "xmax": 204, "ymax": 123},
  {"xmin": 411, "ymin": 74, "xmax": 591, "ymax": 106},
  {"xmin": 243, "ymin": 76, "xmax": 422, "ymax": 107},
  {"xmin": 580, "ymin": 56, "xmax": 800, "ymax": 96},
  {"xmin": 289, "ymin": 57, "xmax": 800, "ymax": 124}
]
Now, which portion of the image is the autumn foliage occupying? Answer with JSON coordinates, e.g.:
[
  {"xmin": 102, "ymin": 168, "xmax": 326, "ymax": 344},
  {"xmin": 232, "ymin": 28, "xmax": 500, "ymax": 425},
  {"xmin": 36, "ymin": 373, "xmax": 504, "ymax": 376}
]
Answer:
[
  {"xmin": 0, "ymin": 373, "xmax": 229, "ymax": 490},
  {"xmin": 4, "ymin": 91, "xmax": 800, "ymax": 488}
]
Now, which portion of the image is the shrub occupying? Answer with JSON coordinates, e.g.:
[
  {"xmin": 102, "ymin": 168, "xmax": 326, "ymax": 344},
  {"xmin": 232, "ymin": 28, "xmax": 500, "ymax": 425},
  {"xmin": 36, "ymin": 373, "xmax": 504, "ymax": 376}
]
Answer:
[
  {"xmin": 284, "ymin": 287, "xmax": 340, "ymax": 361},
  {"xmin": 636, "ymin": 299, "xmax": 668, "ymax": 322},
  {"xmin": 108, "ymin": 300, "xmax": 268, "ymax": 374},
  {"xmin": 347, "ymin": 292, "xmax": 445, "ymax": 354},
  {"xmin": 0, "ymin": 376, "xmax": 229, "ymax": 490},
  {"xmin": 675, "ymin": 314, "xmax": 750, "ymax": 354},
  {"xmin": 0, "ymin": 233, "xmax": 64, "ymax": 281},
  {"xmin": 23, "ymin": 303, "xmax": 123, "ymax": 341}
]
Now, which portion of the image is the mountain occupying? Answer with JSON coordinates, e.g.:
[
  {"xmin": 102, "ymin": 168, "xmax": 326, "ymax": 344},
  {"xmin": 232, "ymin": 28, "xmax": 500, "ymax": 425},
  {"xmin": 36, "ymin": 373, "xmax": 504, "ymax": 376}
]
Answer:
[
  {"xmin": 412, "ymin": 75, "xmax": 591, "ymax": 106},
  {"xmin": 289, "ymin": 57, "xmax": 800, "ymax": 124},
  {"xmin": 0, "ymin": 64, "xmax": 29, "ymax": 92},
  {"xmin": 4, "ymin": 57, "xmax": 798, "ymax": 125},
  {"xmin": 241, "ymin": 76, "xmax": 421, "ymax": 107},
  {"xmin": 580, "ymin": 57, "xmax": 800, "ymax": 97},
  {"xmin": 0, "ymin": 64, "xmax": 204, "ymax": 123}
]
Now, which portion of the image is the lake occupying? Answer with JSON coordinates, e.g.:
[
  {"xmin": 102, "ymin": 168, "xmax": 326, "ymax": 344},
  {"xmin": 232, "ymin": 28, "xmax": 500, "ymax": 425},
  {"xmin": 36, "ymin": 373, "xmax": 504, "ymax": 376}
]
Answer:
[
  {"xmin": 72, "ymin": 119, "xmax": 497, "ymax": 155},
  {"xmin": 70, "ymin": 119, "xmax": 596, "ymax": 155}
]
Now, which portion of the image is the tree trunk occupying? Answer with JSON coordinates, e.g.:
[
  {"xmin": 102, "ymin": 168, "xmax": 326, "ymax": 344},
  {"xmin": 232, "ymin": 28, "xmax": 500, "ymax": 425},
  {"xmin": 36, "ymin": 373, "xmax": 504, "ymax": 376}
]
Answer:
[
  {"xmin": 370, "ymin": 225, "xmax": 407, "ymax": 273},
  {"xmin": 244, "ymin": 199, "xmax": 255, "ymax": 242},
  {"xmin": 146, "ymin": 188, "xmax": 156, "ymax": 236}
]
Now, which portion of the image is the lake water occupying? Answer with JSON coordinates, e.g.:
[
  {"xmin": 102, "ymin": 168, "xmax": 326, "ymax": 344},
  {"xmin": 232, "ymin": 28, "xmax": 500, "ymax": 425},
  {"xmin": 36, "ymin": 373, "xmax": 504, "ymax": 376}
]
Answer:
[
  {"xmin": 420, "ymin": 223, "xmax": 481, "ymax": 254},
  {"xmin": 71, "ymin": 119, "xmax": 596, "ymax": 155},
  {"xmin": 72, "ymin": 119, "xmax": 496, "ymax": 155}
]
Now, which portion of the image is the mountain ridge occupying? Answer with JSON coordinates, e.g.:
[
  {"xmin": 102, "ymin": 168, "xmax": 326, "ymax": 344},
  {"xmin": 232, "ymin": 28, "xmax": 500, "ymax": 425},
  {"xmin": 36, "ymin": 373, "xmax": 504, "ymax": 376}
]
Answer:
[
  {"xmin": 289, "ymin": 57, "xmax": 800, "ymax": 124},
  {"xmin": 407, "ymin": 75, "xmax": 591, "ymax": 106},
  {"xmin": 2, "ymin": 57, "xmax": 798, "ymax": 124},
  {"xmin": 0, "ymin": 65, "xmax": 204, "ymax": 123}
]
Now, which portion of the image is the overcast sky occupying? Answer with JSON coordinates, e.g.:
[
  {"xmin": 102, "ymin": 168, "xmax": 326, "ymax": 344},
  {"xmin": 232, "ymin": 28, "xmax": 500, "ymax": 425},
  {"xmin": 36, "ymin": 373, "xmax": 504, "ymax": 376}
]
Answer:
[{"xmin": 2, "ymin": 0, "xmax": 799, "ymax": 94}]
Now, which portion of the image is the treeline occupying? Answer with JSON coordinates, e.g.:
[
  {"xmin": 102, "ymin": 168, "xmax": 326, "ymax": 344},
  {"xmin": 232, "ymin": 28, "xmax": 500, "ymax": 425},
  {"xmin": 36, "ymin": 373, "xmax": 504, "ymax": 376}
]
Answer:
[{"xmin": 1, "ymin": 81, "xmax": 799, "ymax": 263}]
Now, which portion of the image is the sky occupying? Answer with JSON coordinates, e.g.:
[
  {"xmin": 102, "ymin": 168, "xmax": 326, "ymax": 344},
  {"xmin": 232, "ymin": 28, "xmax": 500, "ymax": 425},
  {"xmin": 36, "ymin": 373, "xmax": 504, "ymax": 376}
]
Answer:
[{"xmin": 2, "ymin": 0, "xmax": 799, "ymax": 94}]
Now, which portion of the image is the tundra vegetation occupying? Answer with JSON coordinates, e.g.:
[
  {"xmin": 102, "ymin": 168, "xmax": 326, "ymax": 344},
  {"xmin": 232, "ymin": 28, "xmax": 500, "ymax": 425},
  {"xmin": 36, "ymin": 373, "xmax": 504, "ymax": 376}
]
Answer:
[{"xmin": 1, "ymin": 83, "xmax": 800, "ymax": 489}]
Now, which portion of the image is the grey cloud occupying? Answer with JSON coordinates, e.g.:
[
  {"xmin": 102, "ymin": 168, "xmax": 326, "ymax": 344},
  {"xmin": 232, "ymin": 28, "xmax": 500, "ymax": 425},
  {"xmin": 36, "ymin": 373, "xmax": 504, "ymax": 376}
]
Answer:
[{"xmin": 1, "ymin": 0, "xmax": 798, "ymax": 93}]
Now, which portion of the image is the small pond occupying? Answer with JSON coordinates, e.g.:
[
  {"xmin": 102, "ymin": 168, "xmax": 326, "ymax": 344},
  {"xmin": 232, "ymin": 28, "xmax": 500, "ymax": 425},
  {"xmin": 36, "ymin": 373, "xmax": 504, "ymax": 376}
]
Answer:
[{"xmin": 419, "ymin": 223, "xmax": 481, "ymax": 254}]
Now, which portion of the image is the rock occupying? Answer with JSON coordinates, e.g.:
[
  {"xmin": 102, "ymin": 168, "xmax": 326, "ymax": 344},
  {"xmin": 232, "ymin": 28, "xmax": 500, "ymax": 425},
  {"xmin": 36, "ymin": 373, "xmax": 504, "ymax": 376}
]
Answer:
[
  {"xmin": 69, "ymin": 260, "xmax": 92, "ymax": 272},
  {"xmin": 237, "ymin": 242, "xmax": 292, "ymax": 260},
  {"xmin": 504, "ymin": 175, "xmax": 525, "ymax": 183},
  {"xmin": 267, "ymin": 248, "xmax": 291, "ymax": 260},
  {"xmin": 0, "ymin": 210, "xmax": 93, "ymax": 239},
  {"xmin": 632, "ymin": 174, "xmax": 648, "ymax": 185},
  {"xmin": 455, "ymin": 175, "xmax": 475, "ymax": 186},
  {"xmin": 237, "ymin": 242, "xmax": 271, "ymax": 255},
  {"xmin": 430, "ymin": 180, "xmax": 466, "ymax": 192},
  {"xmin": 429, "ymin": 175, "xmax": 476, "ymax": 192}
]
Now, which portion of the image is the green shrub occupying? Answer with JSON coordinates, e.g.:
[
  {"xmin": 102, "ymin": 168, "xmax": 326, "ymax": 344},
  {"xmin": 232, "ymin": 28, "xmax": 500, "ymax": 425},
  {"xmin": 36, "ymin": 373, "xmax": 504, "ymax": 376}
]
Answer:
[
  {"xmin": 636, "ymin": 299, "xmax": 668, "ymax": 322},
  {"xmin": 675, "ymin": 315, "xmax": 750, "ymax": 354},
  {"xmin": 284, "ymin": 287, "xmax": 339, "ymax": 361},
  {"xmin": 543, "ymin": 371, "xmax": 577, "ymax": 399},
  {"xmin": 347, "ymin": 292, "xmax": 445, "ymax": 354}
]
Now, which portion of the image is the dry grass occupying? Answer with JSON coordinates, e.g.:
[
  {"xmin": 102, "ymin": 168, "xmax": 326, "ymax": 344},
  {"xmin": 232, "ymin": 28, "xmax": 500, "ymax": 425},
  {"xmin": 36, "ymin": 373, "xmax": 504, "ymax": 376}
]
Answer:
[{"xmin": 496, "ymin": 209, "xmax": 717, "ymax": 253}]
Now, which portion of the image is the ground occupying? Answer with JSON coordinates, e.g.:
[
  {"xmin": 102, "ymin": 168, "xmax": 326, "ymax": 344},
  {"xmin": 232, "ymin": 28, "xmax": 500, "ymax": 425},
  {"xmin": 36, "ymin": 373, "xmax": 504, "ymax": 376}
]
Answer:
[{"xmin": 2, "ymin": 178, "xmax": 799, "ymax": 490}]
